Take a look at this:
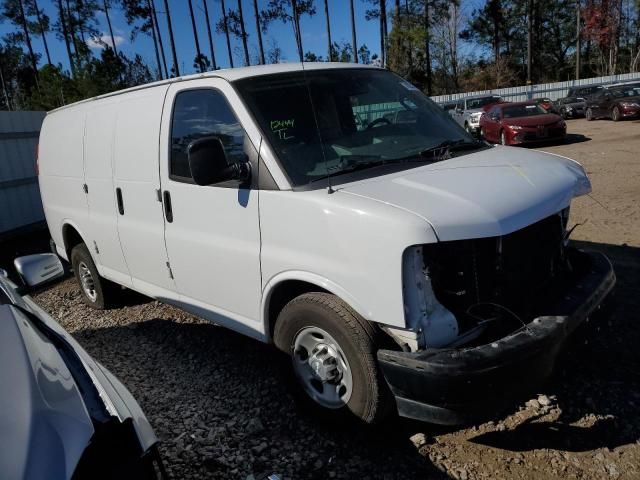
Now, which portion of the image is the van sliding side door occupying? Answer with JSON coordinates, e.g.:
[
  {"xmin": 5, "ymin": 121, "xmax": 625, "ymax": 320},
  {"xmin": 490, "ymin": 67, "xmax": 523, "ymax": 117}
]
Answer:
[{"xmin": 158, "ymin": 79, "xmax": 262, "ymax": 334}]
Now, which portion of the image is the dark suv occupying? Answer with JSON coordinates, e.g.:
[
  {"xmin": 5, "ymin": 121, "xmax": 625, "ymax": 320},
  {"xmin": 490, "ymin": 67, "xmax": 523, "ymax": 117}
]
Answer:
[
  {"xmin": 567, "ymin": 84, "xmax": 605, "ymax": 100},
  {"xmin": 585, "ymin": 85, "xmax": 640, "ymax": 121},
  {"xmin": 554, "ymin": 97, "xmax": 587, "ymax": 118}
]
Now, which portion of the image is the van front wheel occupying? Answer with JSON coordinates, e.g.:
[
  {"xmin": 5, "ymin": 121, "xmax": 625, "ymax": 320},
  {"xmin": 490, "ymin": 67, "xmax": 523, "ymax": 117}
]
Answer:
[
  {"xmin": 71, "ymin": 243, "xmax": 117, "ymax": 309},
  {"xmin": 274, "ymin": 293, "xmax": 392, "ymax": 424}
]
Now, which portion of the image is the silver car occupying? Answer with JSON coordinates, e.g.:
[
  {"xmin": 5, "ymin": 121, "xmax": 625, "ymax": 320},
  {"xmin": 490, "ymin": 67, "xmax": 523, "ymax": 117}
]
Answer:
[
  {"xmin": 0, "ymin": 255, "xmax": 165, "ymax": 479},
  {"xmin": 451, "ymin": 95, "xmax": 503, "ymax": 135}
]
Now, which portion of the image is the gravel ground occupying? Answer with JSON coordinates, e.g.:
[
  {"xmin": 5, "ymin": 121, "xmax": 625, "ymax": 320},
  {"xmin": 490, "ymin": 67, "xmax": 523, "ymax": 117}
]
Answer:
[{"xmin": 29, "ymin": 118, "xmax": 640, "ymax": 479}]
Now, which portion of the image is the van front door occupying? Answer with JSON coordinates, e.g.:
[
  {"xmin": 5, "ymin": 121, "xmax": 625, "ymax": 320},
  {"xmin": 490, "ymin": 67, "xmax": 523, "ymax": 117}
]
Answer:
[
  {"xmin": 113, "ymin": 86, "xmax": 178, "ymax": 298},
  {"xmin": 159, "ymin": 80, "xmax": 262, "ymax": 336}
]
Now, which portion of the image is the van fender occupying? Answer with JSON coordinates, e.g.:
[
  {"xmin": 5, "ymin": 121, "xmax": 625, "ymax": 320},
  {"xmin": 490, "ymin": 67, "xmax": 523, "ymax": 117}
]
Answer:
[
  {"xmin": 261, "ymin": 270, "xmax": 371, "ymax": 342},
  {"xmin": 59, "ymin": 219, "xmax": 89, "ymax": 262}
]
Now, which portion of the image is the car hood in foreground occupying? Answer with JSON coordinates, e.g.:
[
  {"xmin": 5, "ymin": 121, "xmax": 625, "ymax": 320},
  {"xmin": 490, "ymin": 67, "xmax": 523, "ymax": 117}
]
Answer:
[
  {"xmin": 338, "ymin": 146, "xmax": 589, "ymax": 241},
  {"xmin": 0, "ymin": 303, "xmax": 94, "ymax": 480},
  {"xmin": 0, "ymin": 278, "xmax": 157, "ymax": 480}
]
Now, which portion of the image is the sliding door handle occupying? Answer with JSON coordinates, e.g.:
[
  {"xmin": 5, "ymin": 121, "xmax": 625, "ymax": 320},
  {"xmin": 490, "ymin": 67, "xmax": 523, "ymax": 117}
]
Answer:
[
  {"xmin": 163, "ymin": 190, "xmax": 173, "ymax": 223},
  {"xmin": 116, "ymin": 188, "xmax": 124, "ymax": 215}
]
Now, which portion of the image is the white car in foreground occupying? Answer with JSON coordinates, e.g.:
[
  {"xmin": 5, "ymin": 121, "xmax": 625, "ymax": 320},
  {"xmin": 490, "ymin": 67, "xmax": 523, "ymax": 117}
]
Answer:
[
  {"xmin": 38, "ymin": 63, "xmax": 614, "ymax": 425},
  {"xmin": 0, "ymin": 255, "xmax": 165, "ymax": 479}
]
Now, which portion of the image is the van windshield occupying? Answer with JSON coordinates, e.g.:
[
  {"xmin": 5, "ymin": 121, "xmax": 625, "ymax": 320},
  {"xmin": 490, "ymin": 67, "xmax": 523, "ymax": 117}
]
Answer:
[{"xmin": 234, "ymin": 69, "xmax": 479, "ymax": 186}]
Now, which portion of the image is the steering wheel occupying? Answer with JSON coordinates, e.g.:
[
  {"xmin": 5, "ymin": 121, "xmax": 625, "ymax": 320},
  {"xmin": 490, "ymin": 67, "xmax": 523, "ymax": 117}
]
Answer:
[{"xmin": 366, "ymin": 117, "xmax": 392, "ymax": 130}]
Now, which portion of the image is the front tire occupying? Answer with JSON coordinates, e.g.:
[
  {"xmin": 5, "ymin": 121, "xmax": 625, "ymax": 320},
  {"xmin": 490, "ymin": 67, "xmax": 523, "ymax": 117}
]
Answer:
[
  {"xmin": 273, "ymin": 293, "xmax": 392, "ymax": 424},
  {"xmin": 500, "ymin": 130, "xmax": 507, "ymax": 145},
  {"xmin": 612, "ymin": 106, "xmax": 620, "ymax": 122},
  {"xmin": 71, "ymin": 243, "xmax": 117, "ymax": 309},
  {"xmin": 586, "ymin": 108, "xmax": 594, "ymax": 121}
]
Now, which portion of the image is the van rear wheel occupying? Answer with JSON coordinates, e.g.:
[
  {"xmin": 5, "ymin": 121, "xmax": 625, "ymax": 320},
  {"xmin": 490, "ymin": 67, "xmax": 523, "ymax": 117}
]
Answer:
[
  {"xmin": 71, "ymin": 243, "xmax": 117, "ymax": 309},
  {"xmin": 273, "ymin": 292, "xmax": 392, "ymax": 424}
]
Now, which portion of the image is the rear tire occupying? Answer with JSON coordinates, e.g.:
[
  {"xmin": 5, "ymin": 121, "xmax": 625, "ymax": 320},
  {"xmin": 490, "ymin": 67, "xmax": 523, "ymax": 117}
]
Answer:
[
  {"xmin": 71, "ymin": 243, "xmax": 118, "ymax": 309},
  {"xmin": 612, "ymin": 106, "xmax": 620, "ymax": 122},
  {"xmin": 273, "ymin": 292, "xmax": 392, "ymax": 424},
  {"xmin": 586, "ymin": 108, "xmax": 594, "ymax": 121}
]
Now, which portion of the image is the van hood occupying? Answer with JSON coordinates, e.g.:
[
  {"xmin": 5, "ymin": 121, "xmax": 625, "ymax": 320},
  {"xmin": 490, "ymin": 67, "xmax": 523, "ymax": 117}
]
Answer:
[{"xmin": 338, "ymin": 146, "xmax": 590, "ymax": 241}]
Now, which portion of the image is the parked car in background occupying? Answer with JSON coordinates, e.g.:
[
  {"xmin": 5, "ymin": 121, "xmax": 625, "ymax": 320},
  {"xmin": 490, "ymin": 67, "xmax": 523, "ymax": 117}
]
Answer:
[
  {"xmin": 0, "ymin": 254, "xmax": 164, "ymax": 479},
  {"xmin": 534, "ymin": 97, "xmax": 558, "ymax": 114},
  {"xmin": 554, "ymin": 97, "xmax": 587, "ymax": 118},
  {"xmin": 585, "ymin": 85, "xmax": 640, "ymax": 121},
  {"xmin": 441, "ymin": 101, "xmax": 458, "ymax": 113},
  {"xmin": 480, "ymin": 101, "xmax": 566, "ymax": 145},
  {"xmin": 567, "ymin": 84, "xmax": 605, "ymax": 101},
  {"xmin": 451, "ymin": 94, "xmax": 503, "ymax": 135}
]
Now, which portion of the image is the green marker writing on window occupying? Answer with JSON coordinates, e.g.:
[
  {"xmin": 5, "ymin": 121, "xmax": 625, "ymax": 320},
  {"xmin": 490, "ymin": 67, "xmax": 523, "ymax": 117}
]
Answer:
[{"xmin": 270, "ymin": 119, "xmax": 296, "ymax": 140}]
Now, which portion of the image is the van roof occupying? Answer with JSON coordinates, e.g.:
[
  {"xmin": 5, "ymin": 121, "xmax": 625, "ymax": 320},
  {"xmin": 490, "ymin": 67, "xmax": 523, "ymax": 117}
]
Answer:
[{"xmin": 48, "ymin": 62, "xmax": 378, "ymax": 114}]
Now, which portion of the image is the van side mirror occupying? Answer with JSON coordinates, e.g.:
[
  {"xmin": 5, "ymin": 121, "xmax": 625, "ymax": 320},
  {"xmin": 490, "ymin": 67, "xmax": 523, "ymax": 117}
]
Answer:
[
  {"xmin": 187, "ymin": 137, "xmax": 251, "ymax": 186},
  {"xmin": 14, "ymin": 253, "xmax": 64, "ymax": 292}
]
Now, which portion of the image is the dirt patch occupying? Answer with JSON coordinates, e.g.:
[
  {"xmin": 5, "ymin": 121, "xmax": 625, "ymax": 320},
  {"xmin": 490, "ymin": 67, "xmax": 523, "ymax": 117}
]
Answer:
[{"xmin": 29, "ymin": 118, "xmax": 640, "ymax": 479}]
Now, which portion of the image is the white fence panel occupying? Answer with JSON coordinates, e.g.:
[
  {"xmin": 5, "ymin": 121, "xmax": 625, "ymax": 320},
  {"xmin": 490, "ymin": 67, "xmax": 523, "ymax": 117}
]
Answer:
[{"xmin": 430, "ymin": 72, "xmax": 640, "ymax": 104}]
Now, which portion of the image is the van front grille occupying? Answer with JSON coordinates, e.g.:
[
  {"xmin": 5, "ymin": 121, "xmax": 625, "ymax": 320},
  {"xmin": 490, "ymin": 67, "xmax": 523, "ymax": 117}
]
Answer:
[{"xmin": 423, "ymin": 213, "xmax": 568, "ymax": 325}]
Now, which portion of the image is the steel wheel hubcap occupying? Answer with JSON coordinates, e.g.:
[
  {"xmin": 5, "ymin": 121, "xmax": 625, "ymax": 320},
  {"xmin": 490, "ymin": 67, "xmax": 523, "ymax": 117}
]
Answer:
[
  {"xmin": 78, "ymin": 261, "xmax": 97, "ymax": 302},
  {"xmin": 292, "ymin": 327, "xmax": 353, "ymax": 409}
]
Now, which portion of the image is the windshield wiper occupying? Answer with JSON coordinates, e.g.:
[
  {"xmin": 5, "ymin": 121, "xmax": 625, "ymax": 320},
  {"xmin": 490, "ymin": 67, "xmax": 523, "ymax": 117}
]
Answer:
[{"xmin": 392, "ymin": 139, "xmax": 485, "ymax": 163}]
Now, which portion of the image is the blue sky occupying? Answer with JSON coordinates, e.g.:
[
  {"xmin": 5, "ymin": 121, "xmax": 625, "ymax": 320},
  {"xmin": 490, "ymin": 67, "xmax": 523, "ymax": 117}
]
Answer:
[{"xmin": 0, "ymin": 0, "xmax": 486, "ymax": 76}]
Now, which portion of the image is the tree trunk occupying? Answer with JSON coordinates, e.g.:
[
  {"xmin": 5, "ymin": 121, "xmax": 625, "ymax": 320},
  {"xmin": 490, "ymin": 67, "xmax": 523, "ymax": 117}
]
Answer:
[
  {"xmin": 237, "ymin": 0, "xmax": 250, "ymax": 66},
  {"xmin": 575, "ymin": 0, "xmax": 580, "ymax": 79},
  {"xmin": 145, "ymin": 0, "xmax": 162, "ymax": 78},
  {"xmin": 103, "ymin": 0, "xmax": 118, "ymax": 55},
  {"xmin": 424, "ymin": 0, "xmax": 432, "ymax": 94},
  {"xmin": 380, "ymin": 0, "xmax": 387, "ymax": 66},
  {"xmin": 252, "ymin": 0, "xmax": 265, "ymax": 64},
  {"xmin": 162, "ymin": 0, "xmax": 180, "ymax": 76},
  {"xmin": 450, "ymin": 2, "xmax": 459, "ymax": 89},
  {"xmin": 75, "ymin": 0, "xmax": 86, "ymax": 44},
  {"xmin": 203, "ymin": 0, "xmax": 217, "ymax": 69},
  {"xmin": 151, "ymin": 0, "xmax": 168, "ymax": 77},
  {"xmin": 0, "ymin": 61, "xmax": 12, "ymax": 110},
  {"xmin": 33, "ymin": 0, "xmax": 52, "ymax": 65},
  {"xmin": 220, "ymin": 0, "xmax": 234, "ymax": 67},
  {"xmin": 57, "ymin": 0, "xmax": 75, "ymax": 76},
  {"xmin": 349, "ymin": 0, "xmax": 358, "ymax": 62},
  {"xmin": 188, "ymin": 0, "xmax": 205, "ymax": 72},
  {"xmin": 65, "ymin": 0, "xmax": 80, "ymax": 63},
  {"xmin": 323, "ymin": 0, "xmax": 333, "ymax": 60},
  {"xmin": 291, "ymin": 0, "xmax": 304, "ymax": 62},
  {"xmin": 17, "ymin": 0, "xmax": 39, "ymax": 82}
]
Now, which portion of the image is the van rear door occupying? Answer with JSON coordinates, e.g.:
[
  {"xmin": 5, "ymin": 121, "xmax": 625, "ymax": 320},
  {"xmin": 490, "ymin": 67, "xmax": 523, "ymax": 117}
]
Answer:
[
  {"xmin": 83, "ymin": 100, "xmax": 132, "ymax": 287},
  {"xmin": 157, "ymin": 78, "xmax": 262, "ymax": 335},
  {"xmin": 112, "ymin": 86, "xmax": 178, "ymax": 299}
]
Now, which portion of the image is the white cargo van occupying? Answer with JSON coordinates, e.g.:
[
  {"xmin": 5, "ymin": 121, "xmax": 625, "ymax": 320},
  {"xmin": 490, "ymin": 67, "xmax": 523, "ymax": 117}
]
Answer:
[{"xmin": 39, "ymin": 63, "xmax": 615, "ymax": 425}]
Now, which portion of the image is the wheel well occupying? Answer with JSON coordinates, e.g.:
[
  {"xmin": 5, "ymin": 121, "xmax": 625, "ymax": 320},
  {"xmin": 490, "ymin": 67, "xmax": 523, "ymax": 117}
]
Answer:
[
  {"xmin": 266, "ymin": 280, "xmax": 328, "ymax": 340},
  {"xmin": 62, "ymin": 224, "xmax": 84, "ymax": 261}
]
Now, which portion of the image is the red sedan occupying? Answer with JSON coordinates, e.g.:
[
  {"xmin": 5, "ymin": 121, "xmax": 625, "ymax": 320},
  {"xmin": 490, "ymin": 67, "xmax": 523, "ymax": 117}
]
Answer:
[{"xmin": 479, "ymin": 102, "xmax": 567, "ymax": 146}]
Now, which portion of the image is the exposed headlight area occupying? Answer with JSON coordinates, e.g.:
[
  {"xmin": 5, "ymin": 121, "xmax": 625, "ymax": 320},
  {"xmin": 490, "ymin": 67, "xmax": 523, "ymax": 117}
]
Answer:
[
  {"xmin": 401, "ymin": 246, "xmax": 459, "ymax": 350},
  {"xmin": 619, "ymin": 101, "xmax": 640, "ymax": 108}
]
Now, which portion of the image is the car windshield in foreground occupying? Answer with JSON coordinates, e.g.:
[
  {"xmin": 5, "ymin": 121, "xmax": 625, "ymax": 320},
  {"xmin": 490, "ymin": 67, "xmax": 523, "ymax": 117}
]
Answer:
[
  {"xmin": 502, "ymin": 104, "xmax": 548, "ymax": 118},
  {"xmin": 234, "ymin": 69, "xmax": 479, "ymax": 186}
]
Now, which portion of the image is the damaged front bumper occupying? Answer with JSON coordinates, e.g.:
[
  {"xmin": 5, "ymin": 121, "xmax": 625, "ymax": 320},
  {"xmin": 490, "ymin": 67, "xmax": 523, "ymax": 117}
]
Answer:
[{"xmin": 377, "ymin": 251, "xmax": 615, "ymax": 425}]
